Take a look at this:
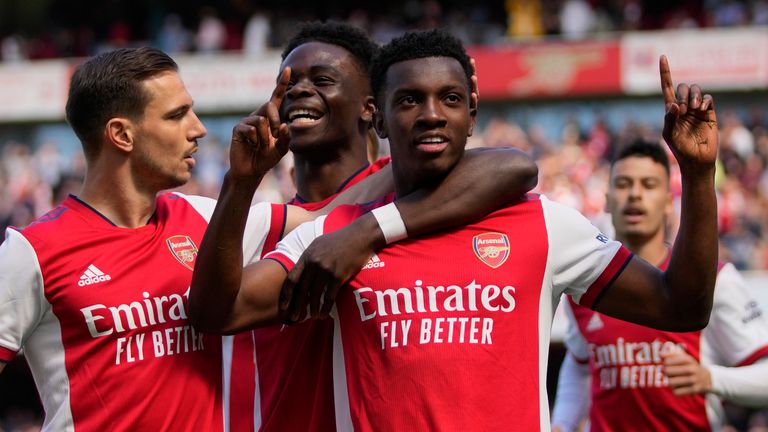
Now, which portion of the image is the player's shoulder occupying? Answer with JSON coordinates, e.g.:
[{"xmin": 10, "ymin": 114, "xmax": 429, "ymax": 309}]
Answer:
[
  {"xmin": 713, "ymin": 262, "xmax": 748, "ymax": 299},
  {"xmin": 159, "ymin": 192, "xmax": 218, "ymax": 220},
  {"xmin": 323, "ymin": 196, "xmax": 391, "ymax": 232}
]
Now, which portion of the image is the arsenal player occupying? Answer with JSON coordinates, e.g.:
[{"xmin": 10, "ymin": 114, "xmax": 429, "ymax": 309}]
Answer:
[
  {"xmin": 0, "ymin": 46, "xmax": 536, "ymax": 431},
  {"xmin": 191, "ymin": 29, "xmax": 721, "ymax": 431},
  {"xmin": 551, "ymin": 141, "xmax": 768, "ymax": 432},
  {"xmin": 223, "ymin": 21, "xmax": 540, "ymax": 432}
]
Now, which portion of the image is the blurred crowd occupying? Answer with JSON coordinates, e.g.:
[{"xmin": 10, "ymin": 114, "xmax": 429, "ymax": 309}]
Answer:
[
  {"xmin": 2, "ymin": 106, "xmax": 767, "ymax": 271},
  {"xmin": 2, "ymin": 0, "xmax": 768, "ymax": 62}
]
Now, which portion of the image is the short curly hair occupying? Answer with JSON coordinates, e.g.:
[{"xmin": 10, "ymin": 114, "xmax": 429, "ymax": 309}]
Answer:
[
  {"xmin": 281, "ymin": 21, "xmax": 378, "ymax": 76},
  {"xmin": 370, "ymin": 29, "xmax": 472, "ymax": 103}
]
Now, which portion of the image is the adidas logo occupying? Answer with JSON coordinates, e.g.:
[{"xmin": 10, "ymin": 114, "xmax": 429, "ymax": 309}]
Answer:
[
  {"xmin": 78, "ymin": 264, "xmax": 112, "ymax": 286},
  {"xmin": 362, "ymin": 253, "xmax": 385, "ymax": 270},
  {"xmin": 586, "ymin": 313, "xmax": 604, "ymax": 332}
]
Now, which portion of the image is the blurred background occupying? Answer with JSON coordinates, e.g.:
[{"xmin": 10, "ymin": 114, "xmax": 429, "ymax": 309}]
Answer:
[{"xmin": 0, "ymin": 0, "xmax": 767, "ymax": 430}]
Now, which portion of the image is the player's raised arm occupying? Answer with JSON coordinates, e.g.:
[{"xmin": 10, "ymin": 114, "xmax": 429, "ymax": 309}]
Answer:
[
  {"xmin": 188, "ymin": 69, "xmax": 294, "ymax": 332},
  {"xmin": 281, "ymin": 146, "xmax": 538, "ymax": 320},
  {"xmin": 589, "ymin": 56, "xmax": 718, "ymax": 331}
]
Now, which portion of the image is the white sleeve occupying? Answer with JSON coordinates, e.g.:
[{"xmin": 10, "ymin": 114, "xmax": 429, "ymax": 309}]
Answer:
[
  {"xmin": 0, "ymin": 229, "xmax": 46, "ymax": 361},
  {"xmin": 540, "ymin": 195, "xmax": 627, "ymax": 304},
  {"xmin": 242, "ymin": 202, "xmax": 280, "ymax": 265},
  {"xmin": 702, "ymin": 263, "xmax": 768, "ymax": 406},
  {"xmin": 709, "ymin": 358, "xmax": 768, "ymax": 406},
  {"xmin": 265, "ymin": 216, "xmax": 327, "ymax": 269},
  {"xmin": 562, "ymin": 300, "xmax": 590, "ymax": 362},
  {"xmin": 705, "ymin": 263, "xmax": 768, "ymax": 367},
  {"xmin": 551, "ymin": 354, "xmax": 592, "ymax": 432},
  {"xmin": 175, "ymin": 193, "xmax": 277, "ymax": 265}
]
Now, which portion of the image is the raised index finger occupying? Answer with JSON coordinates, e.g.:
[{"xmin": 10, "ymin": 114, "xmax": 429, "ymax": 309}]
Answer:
[
  {"xmin": 271, "ymin": 66, "xmax": 291, "ymax": 108},
  {"xmin": 659, "ymin": 55, "xmax": 676, "ymax": 107}
]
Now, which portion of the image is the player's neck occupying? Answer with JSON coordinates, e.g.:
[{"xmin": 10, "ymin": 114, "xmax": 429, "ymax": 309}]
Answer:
[
  {"xmin": 293, "ymin": 148, "xmax": 369, "ymax": 202},
  {"xmin": 78, "ymin": 166, "xmax": 157, "ymax": 229},
  {"xmin": 619, "ymin": 230, "xmax": 669, "ymax": 267}
]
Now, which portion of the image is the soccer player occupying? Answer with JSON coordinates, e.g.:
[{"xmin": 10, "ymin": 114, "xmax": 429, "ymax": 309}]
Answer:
[
  {"xmin": 224, "ymin": 22, "xmax": 535, "ymax": 432},
  {"xmin": 0, "ymin": 46, "xmax": 534, "ymax": 431},
  {"xmin": 0, "ymin": 47, "xmax": 288, "ymax": 431},
  {"xmin": 190, "ymin": 29, "xmax": 721, "ymax": 431},
  {"xmin": 550, "ymin": 140, "xmax": 768, "ymax": 432}
]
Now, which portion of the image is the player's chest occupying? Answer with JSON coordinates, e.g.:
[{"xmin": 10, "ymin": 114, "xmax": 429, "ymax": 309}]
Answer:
[
  {"xmin": 38, "ymin": 225, "xmax": 205, "ymax": 335},
  {"xmin": 337, "ymin": 226, "xmax": 551, "ymax": 349}
]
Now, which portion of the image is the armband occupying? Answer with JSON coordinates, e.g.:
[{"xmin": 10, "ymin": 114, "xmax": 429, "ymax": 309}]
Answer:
[{"xmin": 371, "ymin": 202, "xmax": 408, "ymax": 244}]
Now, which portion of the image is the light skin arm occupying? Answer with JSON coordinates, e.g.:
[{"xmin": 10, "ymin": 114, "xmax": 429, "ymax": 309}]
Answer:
[
  {"xmin": 590, "ymin": 56, "xmax": 718, "ymax": 331},
  {"xmin": 663, "ymin": 351, "xmax": 768, "ymax": 406}
]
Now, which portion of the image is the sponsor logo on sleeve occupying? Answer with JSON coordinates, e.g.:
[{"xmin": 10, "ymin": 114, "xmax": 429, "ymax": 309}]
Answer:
[
  {"xmin": 472, "ymin": 232, "xmax": 510, "ymax": 269},
  {"xmin": 166, "ymin": 235, "xmax": 198, "ymax": 271},
  {"xmin": 596, "ymin": 233, "xmax": 609, "ymax": 243}
]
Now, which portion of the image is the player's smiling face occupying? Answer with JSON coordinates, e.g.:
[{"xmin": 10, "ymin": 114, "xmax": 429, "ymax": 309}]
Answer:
[
  {"xmin": 279, "ymin": 42, "xmax": 373, "ymax": 155},
  {"xmin": 375, "ymin": 56, "xmax": 476, "ymax": 192},
  {"xmin": 606, "ymin": 156, "xmax": 673, "ymax": 241},
  {"xmin": 131, "ymin": 71, "xmax": 206, "ymax": 191}
]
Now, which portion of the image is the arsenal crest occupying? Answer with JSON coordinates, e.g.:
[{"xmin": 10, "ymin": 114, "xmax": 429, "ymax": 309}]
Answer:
[
  {"xmin": 472, "ymin": 232, "xmax": 510, "ymax": 269},
  {"xmin": 166, "ymin": 235, "xmax": 198, "ymax": 271}
]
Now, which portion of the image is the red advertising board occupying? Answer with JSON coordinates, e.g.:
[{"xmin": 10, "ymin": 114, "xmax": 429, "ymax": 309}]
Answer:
[{"xmin": 467, "ymin": 40, "xmax": 622, "ymax": 100}]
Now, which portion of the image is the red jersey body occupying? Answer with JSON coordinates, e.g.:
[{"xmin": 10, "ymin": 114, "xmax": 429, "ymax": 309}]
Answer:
[
  {"xmin": 0, "ymin": 194, "xmax": 281, "ymax": 431},
  {"xmin": 230, "ymin": 157, "xmax": 390, "ymax": 431},
  {"xmin": 267, "ymin": 194, "xmax": 631, "ymax": 431},
  {"xmin": 564, "ymin": 257, "xmax": 768, "ymax": 431}
]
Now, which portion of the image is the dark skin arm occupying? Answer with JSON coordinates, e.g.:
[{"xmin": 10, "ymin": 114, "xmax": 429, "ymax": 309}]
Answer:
[
  {"xmin": 280, "ymin": 146, "xmax": 537, "ymax": 320},
  {"xmin": 189, "ymin": 66, "xmax": 538, "ymax": 332},
  {"xmin": 591, "ymin": 56, "xmax": 718, "ymax": 331}
]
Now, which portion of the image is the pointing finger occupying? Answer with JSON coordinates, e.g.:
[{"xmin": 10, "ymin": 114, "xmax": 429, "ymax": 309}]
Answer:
[{"xmin": 659, "ymin": 55, "xmax": 676, "ymax": 109}]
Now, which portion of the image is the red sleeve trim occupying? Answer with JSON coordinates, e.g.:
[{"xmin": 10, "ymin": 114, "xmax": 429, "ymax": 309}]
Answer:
[
  {"xmin": 261, "ymin": 204, "xmax": 287, "ymax": 257},
  {"xmin": 0, "ymin": 345, "xmax": 17, "ymax": 362},
  {"xmin": 264, "ymin": 253, "xmax": 295, "ymax": 273},
  {"xmin": 579, "ymin": 247, "xmax": 633, "ymax": 309},
  {"xmin": 736, "ymin": 345, "xmax": 768, "ymax": 367}
]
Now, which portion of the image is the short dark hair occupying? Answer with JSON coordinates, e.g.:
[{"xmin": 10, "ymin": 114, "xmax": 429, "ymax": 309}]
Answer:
[
  {"xmin": 613, "ymin": 139, "xmax": 671, "ymax": 177},
  {"xmin": 370, "ymin": 29, "xmax": 473, "ymax": 103},
  {"xmin": 65, "ymin": 47, "xmax": 178, "ymax": 161},
  {"xmin": 281, "ymin": 21, "xmax": 378, "ymax": 76}
]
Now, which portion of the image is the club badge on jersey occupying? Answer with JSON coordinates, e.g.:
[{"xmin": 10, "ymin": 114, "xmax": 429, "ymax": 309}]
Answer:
[
  {"xmin": 166, "ymin": 235, "xmax": 199, "ymax": 270},
  {"xmin": 473, "ymin": 232, "xmax": 510, "ymax": 268}
]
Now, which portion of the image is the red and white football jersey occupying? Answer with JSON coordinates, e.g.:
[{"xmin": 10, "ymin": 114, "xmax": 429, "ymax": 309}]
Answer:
[
  {"xmin": 266, "ymin": 194, "xmax": 631, "ymax": 431},
  {"xmin": 0, "ymin": 193, "xmax": 281, "ymax": 432},
  {"xmin": 230, "ymin": 157, "xmax": 390, "ymax": 432},
  {"xmin": 564, "ymin": 256, "xmax": 768, "ymax": 432}
]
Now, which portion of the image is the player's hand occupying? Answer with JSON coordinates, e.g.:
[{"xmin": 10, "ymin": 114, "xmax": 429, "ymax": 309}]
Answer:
[
  {"xmin": 659, "ymin": 55, "xmax": 718, "ymax": 174},
  {"xmin": 279, "ymin": 225, "xmax": 375, "ymax": 322},
  {"xmin": 662, "ymin": 350, "xmax": 713, "ymax": 396},
  {"xmin": 229, "ymin": 67, "xmax": 292, "ymax": 180}
]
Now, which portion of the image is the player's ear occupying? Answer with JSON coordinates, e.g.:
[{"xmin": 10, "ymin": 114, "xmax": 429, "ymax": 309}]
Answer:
[
  {"xmin": 361, "ymin": 96, "xmax": 376, "ymax": 124},
  {"xmin": 106, "ymin": 117, "xmax": 134, "ymax": 153},
  {"xmin": 373, "ymin": 109, "xmax": 388, "ymax": 139},
  {"xmin": 467, "ymin": 100, "xmax": 477, "ymax": 137}
]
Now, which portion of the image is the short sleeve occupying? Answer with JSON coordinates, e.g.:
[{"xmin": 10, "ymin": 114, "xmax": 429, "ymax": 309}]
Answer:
[
  {"xmin": 540, "ymin": 195, "xmax": 632, "ymax": 308},
  {"xmin": 705, "ymin": 263, "xmax": 768, "ymax": 367},
  {"xmin": 175, "ymin": 192, "xmax": 285, "ymax": 266},
  {"xmin": 264, "ymin": 216, "xmax": 327, "ymax": 272},
  {"xmin": 0, "ymin": 229, "xmax": 47, "ymax": 362}
]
